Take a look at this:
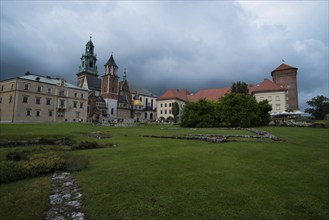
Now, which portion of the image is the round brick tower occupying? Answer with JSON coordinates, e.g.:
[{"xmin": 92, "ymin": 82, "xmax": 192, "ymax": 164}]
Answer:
[{"xmin": 271, "ymin": 63, "xmax": 299, "ymax": 111}]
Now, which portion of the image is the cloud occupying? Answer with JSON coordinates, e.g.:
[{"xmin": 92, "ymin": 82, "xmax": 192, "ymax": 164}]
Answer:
[{"xmin": 0, "ymin": 1, "xmax": 328, "ymax": 111}]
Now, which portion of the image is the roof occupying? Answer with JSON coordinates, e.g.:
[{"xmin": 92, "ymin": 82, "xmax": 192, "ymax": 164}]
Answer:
[
  {"xmin": 118, "ymin": 95, "xmax": 129, "ymax": 104},
  {"xmin": 249, "ymin": 79, "xmax": 286, "ymax": 94},
  {"xmin": 105, "ymin": 54, "xmax": 118, "ymax": 67},
  {"xmin": 271, "ymin": 63, "xmax": 298, "ymax": 74},
  {"xmin": 85, "ymin": 74, "xmax": 101, "ymax": 91},
  {"xmin": 130, "ymin": 85, "xmax": 158, "ymax": 97},
  {"xmin": 187, "ymin": 87, "xmax": 230, "ymax": 102},
  {"xmin": 157, "ymin": 89, "xmax": 189, "ymax": 102},
  {"xmin": 19, "ymin": 73, "xmax": 86, "ymax": 90}
]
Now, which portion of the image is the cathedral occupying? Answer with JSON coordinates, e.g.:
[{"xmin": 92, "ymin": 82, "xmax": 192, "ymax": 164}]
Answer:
[{"xmin": 76, "ymin": 36, "xmax": 157, "ymax": 123}]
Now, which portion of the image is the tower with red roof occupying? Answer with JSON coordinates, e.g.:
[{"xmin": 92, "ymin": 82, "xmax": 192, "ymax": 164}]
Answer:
[{"xmin": 271, "ymin": 63, "xmax": 299, "ymax": 111}]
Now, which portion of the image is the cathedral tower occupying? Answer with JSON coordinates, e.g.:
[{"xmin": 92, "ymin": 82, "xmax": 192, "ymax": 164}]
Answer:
[
  {"xmin": 271, "ymin": 63, "xmax": 299, "ymax": 111},
  {"xmin": 77, "ymin": 35, "xmax": 98, "ymax": 88},
  {"xmin": 101, "ymin": 54, "xmax": 119, "ymax": 117}
]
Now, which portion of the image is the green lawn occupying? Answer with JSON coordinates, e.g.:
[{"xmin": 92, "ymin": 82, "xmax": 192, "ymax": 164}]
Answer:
[{"xmin": 0, "ymin": 124, "xmax": 328, "ymax": 219}]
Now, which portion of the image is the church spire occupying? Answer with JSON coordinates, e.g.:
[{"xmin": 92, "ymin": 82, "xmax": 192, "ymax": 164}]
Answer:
[
  {"xmin": 123, "ymin": 68, "xmax": 127, "ymax": 81},
  {"xmin": 77, "ymin": 35, "xmax": 98, "ymax": 76}
]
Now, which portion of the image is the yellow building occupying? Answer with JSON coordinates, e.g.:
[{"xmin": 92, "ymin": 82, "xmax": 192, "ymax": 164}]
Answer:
[{"xmin": 0, "ymin": 72, "xmax": 88, "ymax": 123}]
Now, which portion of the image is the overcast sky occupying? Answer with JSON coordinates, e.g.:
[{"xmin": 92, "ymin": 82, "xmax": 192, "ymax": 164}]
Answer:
[{"xmin": 1, "ymin": 1, "xmax": 328, "ymax": 111}]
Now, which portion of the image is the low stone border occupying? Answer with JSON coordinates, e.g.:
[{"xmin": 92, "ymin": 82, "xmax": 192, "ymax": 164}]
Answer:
[
  {"xmin": 143, "ymin": 128, "xmax": 280, "ymax": 143},
  {"xmin": 46, "ymin": 172, "xmax": 85, "ymax": 220}
]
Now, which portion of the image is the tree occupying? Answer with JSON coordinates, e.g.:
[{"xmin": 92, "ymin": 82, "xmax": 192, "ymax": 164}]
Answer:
[
  {"xmin": 231, "ymin": 81, "xmax": 249, "ymax": 94},
  {"xmin": 181, "ymin": 99, "xmax": 220, "ymax": 127},
  {"xmin": 218, "ymin": 93, "xmax": 260, "ymax": 127},
  {"xmin": 257, "ymin": 100, "xmax": 272, "ymax": 126},
  {"xmin": 172, "ymin": 102, "xmax": 180, "ymax": 122},
  {"xmin": 305, "ymin": 95, "xmax": 329, "ymax": 120}
]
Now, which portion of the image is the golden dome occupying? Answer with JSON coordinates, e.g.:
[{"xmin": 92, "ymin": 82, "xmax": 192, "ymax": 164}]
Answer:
[{"xmin": 132, "ymin": 100, "xmax": 143, "ymax": 106}]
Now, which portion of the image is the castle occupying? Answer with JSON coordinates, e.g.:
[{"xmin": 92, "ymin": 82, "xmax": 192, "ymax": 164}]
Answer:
[
  {"xmin": 76, "ymin": 36, "xmax": 157, "ymax": 123},
  {"xmin": 156, "ymin": 64, "xmax": 299, "ymax": 122},
  {"xmin": 0, "ymin": 37, "xmax": 299, "ymax": 123}
]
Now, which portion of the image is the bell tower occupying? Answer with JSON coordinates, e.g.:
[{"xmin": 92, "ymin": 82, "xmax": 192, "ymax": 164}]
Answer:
[
  {"xmin": 77, "ymin": 35, "xmax": 98, "ymax": 88},
  {"xmin": 101, "ymin": 54, "xmax": 119, "ymax": 117}
]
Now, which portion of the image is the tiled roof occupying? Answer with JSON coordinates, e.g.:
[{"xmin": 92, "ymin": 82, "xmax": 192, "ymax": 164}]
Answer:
[
  {"xmin": 249, "ymin": 79, "xmax": 286, "ymax": 94},
  {"xmin": 158, "ymin": 89, "xmax": 189, "ymax": 101},
  {"xmin": 271, "ymin": 63, "xmax": 297, "ymax": 73},
  {"xmin": 187, "ymin": 88, "xmax": 230, "ymax": 102}
]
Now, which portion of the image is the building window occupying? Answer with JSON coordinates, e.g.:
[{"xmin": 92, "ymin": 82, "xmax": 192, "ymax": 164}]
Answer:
[
  {"xmin": 73, "ymin": 102, "xmax": 77, "ymax": 108},
  {"xmin": 140, "ymin": 97, "xmax": 142, "ymax": 102},
  {"xmin": 24, "ymin": 84, "xmax": 29, "ymax": 90},
  {"xmin": 267, "ymin": 96, "xmax": 272, "ymax": 101},
  {"xmin": 81, "ymin": 94, "xmax": 84, "ymax": 99},
  {"xmin": 89, "ymin": 61, "xmax": 93, "ymax": 67},
  {"xmin": 169, "ymin": 103, "xmax": 172, "ymax": 107},
  {"xmin": 23, "ymin": 96, "xmax": 28, "ymax": 103},
  {"xmin": 36, "ymin": 110, "xmax": 40, "ymax": 117},
  {"xmin": 48, "ymin": 88, "xmax": 52, "ymax": 94},
  {"xmin": 145, "ymin": 112, "xmax": 147, "ymax": 119},
  {"xmin": 36, "ymin": 97, "xmax": 41, "ymax": 104},
  {"xmin": 169, "ymin": 110, "xmax": 172, "ymax": 114},
  {"xmin": 0, "ymin": 97, "xmax": 2, "ymax": 103},
  {"xmin": 160, "ymin": 104, "xmax": 163, "ymax": 107},
  {"xmin": 276, "ymin": 104, "xmax": 281, "ymax": 111},
  {"xmin": 1, "ymin": 85, "xmax": 3, "ymax": 91},
  {"xmin": 260, "ymin": 96, "xmax": 264, "ymax": 101},
  {"xmin": 76, "ymin": 111, "xmax": 80, "ymax": 118},
  {"xmin": 26, "ymin": 109, "xmax": 31, "ymax": 116},
  {"xmin": 48, "ymin": 110, "xmax": 53, "ymax": 117},
  {"xmin": 80, "ymin": 102, "xmax": 83, "ymax": 109},
  {"xmin": 165, "ymin": 110, "xmax": 167, "ymax": 114},
  {"xmin": 111, "ymin": 108, "xmax": 114, "ymax": 115},
  {"xmin": 9, "ymin": 96, "xmax": 12, "ymax": 103},
  {"xmin": 57, "ymin": 112, "xmax": 64, "ymax": 117},
  {"xmin": 74, "ymin": 92, "xmax": 77, "ymax": 98},
  {"xmin": 46, "ymin": 98, "xmax": 51, "ymax": 105},
  {"xmin": 275, "ymin": 96, "xmax": 280, "ymax": 101},
  {"xmin": 112, "ymin": 88, "xmax": 114, "ymax": 93},
  {"xmin": 11, "ymin": 84, "xmax": 14, "ymax": 90},
  {"xmin": 37, "ymin": 86, "xmax": 41, "ymax": 92},
  {"xmin": 60, "ymin": 100, "xmax": 65, "ymax": 108},
  {"xmin": 165, "ymin": 103, "xmax": 167, "ymax": 107},
  {"xmin": 59, "ymin": 90, "xmax": 65, "ymax": 96}
]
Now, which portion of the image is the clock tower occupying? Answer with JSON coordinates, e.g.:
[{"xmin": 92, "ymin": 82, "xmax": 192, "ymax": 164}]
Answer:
[{"xmin": 77, "ymin": 35, "xmax": 98, "ymax": 88}]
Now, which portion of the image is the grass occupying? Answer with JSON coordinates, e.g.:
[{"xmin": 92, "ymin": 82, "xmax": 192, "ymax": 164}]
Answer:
[{"xmin": 0, "ymin": 123, "xmax": 328, "ymax": 219}]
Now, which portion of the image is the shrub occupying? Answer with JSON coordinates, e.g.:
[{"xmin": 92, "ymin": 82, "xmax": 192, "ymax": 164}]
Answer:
[
  {"xmin": 38, "ymin": 137, "xmax": 74, "ymax": 146},
  {"xmin": 0, "ymin": 161, "xmax": 25, "ymax": 184},
  {"xmin": 72, "ymin": 141, "xmax": 100, "ymax": 150},
  {"xmin": 6, "ymin": 150, "xmax": 28, "ymax": 161},
  {"xmin": 1, "ymin": 149, "xmax": 90, "ymax": 183}
]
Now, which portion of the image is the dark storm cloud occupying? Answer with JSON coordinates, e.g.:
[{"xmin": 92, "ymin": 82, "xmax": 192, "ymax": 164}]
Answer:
[{"xmin": 1, "ymin": 1, "xmax": 328, "ymax": 110}]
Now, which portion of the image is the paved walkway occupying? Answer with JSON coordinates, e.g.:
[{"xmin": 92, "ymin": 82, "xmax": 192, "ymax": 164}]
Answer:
[{"xmin": 46, "ymin": 172, "xmax": 85, "ymax": 220}]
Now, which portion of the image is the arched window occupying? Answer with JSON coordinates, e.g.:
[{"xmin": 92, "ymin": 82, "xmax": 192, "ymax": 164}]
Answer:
[{"xmin": 111, "ymin": 108, "xmax": 114, "ymax": 115}]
